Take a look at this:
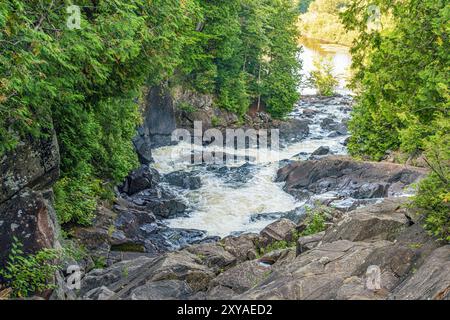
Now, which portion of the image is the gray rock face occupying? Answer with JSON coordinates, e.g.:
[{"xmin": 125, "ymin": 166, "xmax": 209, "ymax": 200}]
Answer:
[
  {"xmin": 133, "ymin": 126, "xmax": 153, "ymax": 165},
  {"xmin": 0, "ymin": 130, "xmax": 60, "ymax": 270},
  {"xmin": 80, "ymin": 198, "xmax": 450, "ymax": 301},
  {"xmin": 1, "ymin": 130, "xmax": 59, "ymax": 204},
  {"xmin": 322, "ymin": 198, "xmax": 411, "ymax": 243},
  {"xmin": 320, "ymin": 117, "xmax": 348, "ymax": 135},
  {"xmin": 143, "ymin": 85, "xmax": 178, "ymax": 148},
  {"xmin": 185, "ymin": 243, "xmax": 237, "ymax": 273},
  {"xmin": 0, "ymin": 189, "xmax": 58, "ymax": 269},
  {"xmin": 311, "ymin": 146, "xmax": 331, "ymax": 157},
  {"xmin": 220, "ymin": 233, "xmax": 260, "ymax": 262},
  {"xmin": 163, "ymin": 171, "xmax": 201, "ymax": 190},
  {"xmin": 238, "ymin": 240, "xmax": 392, "ymax": 300},
  {"xmin": 278, "ymin": 119, "xmax": 310, "ymax": 142},
  {"xmin": 259, "ymin": 219, "xmax": 297, "ymax": 247},
  {"xmin": 130, "ymin": 280, "xmax": 193, "ymax": 300},
  {"xmin": 296, "ymin": 232, "xmax": 325, "ymax": 255},
  {"xmin": 389, "ymin": 245, "xmax": 450, "ymax": 300},
  {"xmin": 276, "ymin": 156, "xmax": 426, "ymax": 200},
  {"xmin": 120, "ymin": 165, "xmax": 160, "ymax": 196},
  {"xmin": 209, "ymin": 260, "xmax": 272, "ymax": 295}
]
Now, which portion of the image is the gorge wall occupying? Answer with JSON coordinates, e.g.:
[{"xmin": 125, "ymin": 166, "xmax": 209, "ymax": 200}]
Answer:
[{"xmin": 0, "ymin": 130, "xmax": 61, "ymax": 270}]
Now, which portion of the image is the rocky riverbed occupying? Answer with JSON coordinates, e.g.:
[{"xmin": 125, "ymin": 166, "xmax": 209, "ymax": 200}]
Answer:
[{"xmin": 49, "ymin": 94, "xmax": 449, "ymax": 300}]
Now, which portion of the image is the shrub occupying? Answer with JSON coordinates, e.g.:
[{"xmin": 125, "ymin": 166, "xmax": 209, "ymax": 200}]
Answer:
[
  {"xmin": 413, "ymin": 122, "xmax": 450, "ymax": 242},
  {"xmin": 300, "ymin": 207, "xmax": 327, "ymax": 236},
  {"xmin": 0, "ymin": 238, "xmax": 61, "ymax": 298},
  {"xmin": 310, "ymin": 57, "xmax": 338, "ymax": 96},
  {"xmin": 54, "ymin": 176, "xmax": 100, "ymax": 226}
]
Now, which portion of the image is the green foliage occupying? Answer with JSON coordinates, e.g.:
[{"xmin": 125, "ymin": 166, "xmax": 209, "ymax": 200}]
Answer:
[
  {"xmin": 179, "ymin": 0, "xmax": 301, "ymax": 118},
  {"xmin": 299, "ymin": 0, "xmax": 357, "ymax": 46},
  {"xmin": 300, "ymin": 207, "xmax": 327, "ymax": 236},
  {"xmin": 298, "ymin": 0, "xmax": 314, "ymax": 14},
  {"xmin": 0, "ymin": 0, "xmax": 199, "ymax": 225},
  {"xmin": 343, "ymin": 0, "xmax": 449, "ymax": 241},
  {"xmin": 343, "ymin": 0, "xmax": 450, "ymax": 160},
  {"xmin": 412, "ymin": 119, "xmax": 450, "ymax": 242},
  {"xmin": 258, "ymin": 240, "xmax": 291, "ymax": 256},
  {"xmin": 54, "ymin": 176, "xmax": 100, "ymax": 226},
  {"xmin": 0, "ymin": 238, "xmax": 60, "ymax": 298},
  {"xmin": 310, "ymin": 57, "xmax": 338, "ymax": 96},
  {"xmin": 0, "ymin": 0, "xmax": 302, "ymax": 226}
]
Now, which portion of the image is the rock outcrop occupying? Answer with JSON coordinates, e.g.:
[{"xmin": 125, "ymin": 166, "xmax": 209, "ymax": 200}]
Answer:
[
  {"xmin": 276, "ymin": 157, "xmax": 427, "ymax": 200},
  {"xmin": 78, "ymin": 197, "xmax": 449, "ymax": 300},
  {"xmin": 0, "ymin": 131, "xmax": 60, "ymax": 270}
]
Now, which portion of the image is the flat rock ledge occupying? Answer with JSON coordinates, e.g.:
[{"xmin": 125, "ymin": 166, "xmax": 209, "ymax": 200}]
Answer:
[{"xmin": 74, "ymin": 197, "xmax": 449, "ymax": 300}]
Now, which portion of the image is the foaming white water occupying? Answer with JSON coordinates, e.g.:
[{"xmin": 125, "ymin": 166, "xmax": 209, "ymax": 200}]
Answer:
[
  {"xmin": 168, "ymin": 165, "xmax": 298, "ymax": 237},
  {"xmin": 149, "ymin": 39, "xmax": 353, "ymax": 237},
  {"xmin": 151, "ymin": 129, "xmax": 348, "ymax": 237}
]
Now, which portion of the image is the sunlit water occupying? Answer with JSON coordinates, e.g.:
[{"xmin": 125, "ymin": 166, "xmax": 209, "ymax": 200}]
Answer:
[
  {"xmin": 150, "ymin": 39, "xmax": 353, "ymax": 237},
  {"xmin": 299, "ymin": 38, "xmax": 352, "ymax": 96}
]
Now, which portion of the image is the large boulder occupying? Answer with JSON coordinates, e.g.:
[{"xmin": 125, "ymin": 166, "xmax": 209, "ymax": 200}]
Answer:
[
  {"xmin": 81, "ymin": 250, "xmax": 215, "ymax": 299},
  {"xmin": 208, "ymin": 260, "xmax": 272, "ymax": 295},
  {"xmin": 0, "ymin": 189, "xmax": 58, "ymax": 269},
  {"xmin": 237, "ymin": 240, "xmax": 392, "ymax": 300},
  {"xmin": 322, "ymin": 198, "xmax": 411, "ymax": 243},
  {"xmin": 220, "ymin": 234, "xmax": 260, "ymax": 262},
  {"xmin": 0, "ymin": 130, "xmax": 60, "ymax": 270},
  {"xmin": 259, "ymin": 219, "xmax": 297, "ymax": 247},
  {"xmin": 276, "ymin": 157, "xmax": 426, "ymax": 200},
  {"xmin": 389, "ymin": 245, "xmax": 450, "ymax": 300},
  {"xmin": 142, "ymin": 85, "xmax": 178, "ymax": 148},
  {"xmin": 278, "ymin": 119, "xmax": 310, "ymax": 142},
  {"xmin": 120, "ymin": 165, "xmax": 160, "ymax": 196},
  {"xmin": 185, "ymin": 243, "xmax": 237, "ymax": 274},
  {"xmin": 163, "ymin": 171, "xmax": 201, "ymax": 190}
]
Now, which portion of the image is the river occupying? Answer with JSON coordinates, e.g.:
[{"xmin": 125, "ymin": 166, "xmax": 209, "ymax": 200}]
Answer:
[{"xmin": 150, "ymin": 39, "xmax": 353, "ymax": 238}]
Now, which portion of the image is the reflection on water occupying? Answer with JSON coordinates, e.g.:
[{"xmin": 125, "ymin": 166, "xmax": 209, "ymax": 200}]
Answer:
[{"xmin": 299, "ymin": 37, "xmax": 352, "ymax": 95}]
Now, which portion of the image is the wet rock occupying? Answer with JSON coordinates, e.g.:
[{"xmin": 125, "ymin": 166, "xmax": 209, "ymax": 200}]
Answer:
[
  {"xmin": 302, "ymin": 109, "xmax": 319, "ymax": 118},
  {"xmin": 141, "ymin": 85, "xmax": 177, "ymax": 148},
  {"xmin": 310, "ymin": 146, "xmax": 331, "ymax": 157},
  {"xmin": 163, "ymin": 171, "xmax": 201, "ymax": 190},
  {"xmin": 278, "ymin": 119, "xmax": 310, "ymax": 142},
  {"xmin": 142, "ymin": 225, "xmax": 218, "ymax": 256},
  {"xmin": 341, "ymin": 136, "xmax": 351, "ymax": 146},
  {"xmin": 320, "ymin": 118, "xmax": 348, "ymax": 135},
  {"xmin": 208, "ymin": 162, "xmax": 257, "ymax": 185},
  {"xmin": 133, "ymin": 126, "xmax": 153, "ymax": 165},
  {"xmin": 259, "ymin": 219, "xmax": 297, "ymax": 247},
  {"xmin": 121, "ymin": 165, "xmax": 161, "ymax": 196},
  {"xmin": 276, "ymin": 157, "xmax": 426, "ymax": 200},
  {"xmin": 128, "ymin": 186, "xmax": 187, "ymax": 219}
]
